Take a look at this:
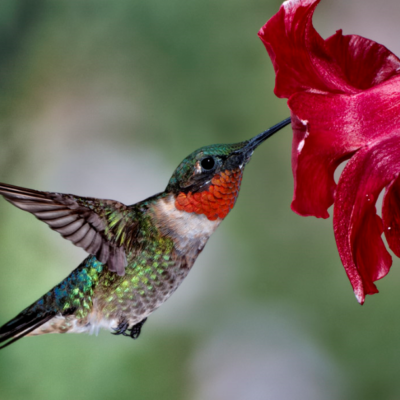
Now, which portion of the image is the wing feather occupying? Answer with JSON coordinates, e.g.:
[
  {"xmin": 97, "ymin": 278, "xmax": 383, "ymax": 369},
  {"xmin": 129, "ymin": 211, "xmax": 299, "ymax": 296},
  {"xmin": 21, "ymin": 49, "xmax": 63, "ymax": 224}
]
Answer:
[
  {"xmin": 35, "ymin": 209, "xmax": 72, "ymax": 219},
  {"xmin": 86, "ymin": 232, "xmax": 103, "ymax": 254},
  {"xmin": 0, "ymin": 182, "xmax": 138, "ymax": 275}
]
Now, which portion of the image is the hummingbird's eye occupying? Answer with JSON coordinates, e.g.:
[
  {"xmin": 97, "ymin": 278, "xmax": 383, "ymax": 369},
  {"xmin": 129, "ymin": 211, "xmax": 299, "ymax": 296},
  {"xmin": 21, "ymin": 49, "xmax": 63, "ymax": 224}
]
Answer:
[{"xmin": 201, "ymin": 157, "xmax": 215, "ymax": 170}]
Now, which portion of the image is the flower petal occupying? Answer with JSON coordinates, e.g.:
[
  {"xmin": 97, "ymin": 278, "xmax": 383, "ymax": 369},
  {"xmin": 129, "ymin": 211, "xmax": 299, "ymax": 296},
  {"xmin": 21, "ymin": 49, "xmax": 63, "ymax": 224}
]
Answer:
[
  {"xmin": 258, "ymin": 0, "xmax": 355, "ymax": 97},
  {"xmin": 258, "ymin": 0, "xmax": 400, "ymax": 98},
  {"xmin": 290, "ymin": 101, "xmax": 358, "ymax": 219},
  {"xmin": 324, "ymin": 31, "xmax": 400, "ymax": 91},
  {"xmin": 333, "ymin": 135, "xmax": 400, "ymax": 303},
  {"xmin": 289, "ymin": 76, "xmax": 400, "ymax": 218},
  {"xmin": 383, "ymin": 177, "xmax": 400, "ymax": 257}
]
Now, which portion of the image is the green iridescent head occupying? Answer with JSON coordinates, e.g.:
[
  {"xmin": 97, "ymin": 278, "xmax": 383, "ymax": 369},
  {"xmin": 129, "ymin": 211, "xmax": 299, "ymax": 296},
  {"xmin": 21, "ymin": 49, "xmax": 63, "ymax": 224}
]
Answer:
[{"xmin": 166, "ymin": 118, "xmax": 291, "ymax": 194}]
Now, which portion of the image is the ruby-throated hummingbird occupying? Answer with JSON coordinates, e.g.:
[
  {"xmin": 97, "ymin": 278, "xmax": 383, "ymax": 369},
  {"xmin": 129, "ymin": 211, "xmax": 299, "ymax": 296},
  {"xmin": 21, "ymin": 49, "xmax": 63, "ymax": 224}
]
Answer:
[{"xmin": 0, "ymin": 118, "xmax": 290, "ymax": 349}]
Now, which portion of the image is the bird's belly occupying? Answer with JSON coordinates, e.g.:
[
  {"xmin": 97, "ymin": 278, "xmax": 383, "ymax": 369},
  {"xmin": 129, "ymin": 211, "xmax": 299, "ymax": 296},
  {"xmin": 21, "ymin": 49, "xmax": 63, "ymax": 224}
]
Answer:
[
  {"xmin": 92, "ymin": 251, "xmax": 195, "ymax": 328},
  {"xmin": 28, "ymin": 314, "xmax": 119, "ymax": 336},
  {"xmin": 29, "ymin": 246, "xmax": 200, "ymax": 337}
]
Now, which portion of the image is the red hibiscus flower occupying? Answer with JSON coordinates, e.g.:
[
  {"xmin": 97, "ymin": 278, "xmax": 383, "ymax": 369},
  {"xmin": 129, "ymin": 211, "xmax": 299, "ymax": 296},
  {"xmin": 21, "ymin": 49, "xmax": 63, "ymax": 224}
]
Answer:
[{"xmin": 259, "ymin": 0, "xmax": 400, "ymax": 304}]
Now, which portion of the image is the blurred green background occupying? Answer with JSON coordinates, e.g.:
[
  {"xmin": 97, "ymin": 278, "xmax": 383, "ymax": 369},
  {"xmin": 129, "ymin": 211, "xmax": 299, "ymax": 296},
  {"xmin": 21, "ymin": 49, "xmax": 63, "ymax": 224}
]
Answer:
[{"xmin": 0, "ymin": 0, "xmax": 400, "ymax": 399}]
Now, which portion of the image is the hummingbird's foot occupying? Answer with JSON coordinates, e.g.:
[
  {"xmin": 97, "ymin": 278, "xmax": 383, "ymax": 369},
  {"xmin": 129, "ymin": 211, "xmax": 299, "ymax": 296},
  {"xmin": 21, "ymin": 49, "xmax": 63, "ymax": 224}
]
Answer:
[
  {"xmin": 112, "ymin": 320, "xmax": 130, "ymax": 336},
  {"xmin": 128, "ymin": 318, "xmax": 147, "ymax": 339},
  {"xmin": 112, "ymin": 317, "xmax": 147, "ymax": 339}
]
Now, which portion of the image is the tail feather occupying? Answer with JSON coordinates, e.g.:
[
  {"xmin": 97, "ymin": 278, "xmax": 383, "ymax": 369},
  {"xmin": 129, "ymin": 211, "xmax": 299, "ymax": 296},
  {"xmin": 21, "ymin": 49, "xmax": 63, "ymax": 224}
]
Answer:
[{"xmin": 0, "ymin": 312, "xmax": 54, "ymax": 350}]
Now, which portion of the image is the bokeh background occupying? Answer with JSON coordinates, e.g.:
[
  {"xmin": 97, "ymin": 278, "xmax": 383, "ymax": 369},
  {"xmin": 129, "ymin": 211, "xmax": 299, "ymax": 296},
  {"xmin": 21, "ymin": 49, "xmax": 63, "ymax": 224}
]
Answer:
[{"xmin": 0, "ymin": 0, "xmax": 400, "ymax": 399}]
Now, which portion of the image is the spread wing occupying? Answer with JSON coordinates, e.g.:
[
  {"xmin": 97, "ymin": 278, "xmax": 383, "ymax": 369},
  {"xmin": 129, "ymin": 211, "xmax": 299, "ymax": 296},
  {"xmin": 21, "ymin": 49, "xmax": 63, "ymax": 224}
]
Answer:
[{"xmin": 0, "ymin": 182, "xmax": 139, "ymax": 276}]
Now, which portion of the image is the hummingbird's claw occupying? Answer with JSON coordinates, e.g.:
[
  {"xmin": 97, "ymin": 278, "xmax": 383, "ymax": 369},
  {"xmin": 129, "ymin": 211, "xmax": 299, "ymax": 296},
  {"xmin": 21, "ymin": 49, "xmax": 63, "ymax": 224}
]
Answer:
[
  {"xmin": 111, "ymin": 317, "xmax": 147, "ymax": 339},
  {"xmin": 112, "ymin": 320, "xmax": 129, "ymax": 336},
  {"xmin": 128, "ymin": 318, "xmax": 147, "ymax": 339}
]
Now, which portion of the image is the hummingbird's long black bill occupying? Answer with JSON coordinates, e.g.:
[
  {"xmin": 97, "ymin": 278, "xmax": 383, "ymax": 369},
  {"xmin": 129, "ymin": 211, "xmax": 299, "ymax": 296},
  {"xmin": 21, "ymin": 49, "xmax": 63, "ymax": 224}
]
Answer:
[
  {"xmin": 246, "ymin": 117, "xmax": 291, "ymax": 151},
  {"xmin": 233, "ymin": 117, "xmax": 291, "ymax": 160}
]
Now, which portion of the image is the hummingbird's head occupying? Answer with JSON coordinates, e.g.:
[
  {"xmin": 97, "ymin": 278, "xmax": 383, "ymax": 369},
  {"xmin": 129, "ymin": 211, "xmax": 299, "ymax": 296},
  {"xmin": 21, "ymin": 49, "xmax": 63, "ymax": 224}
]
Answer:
[{"xmin": 166, "ymin": 118, "xmax": 291, "ymax": 221}]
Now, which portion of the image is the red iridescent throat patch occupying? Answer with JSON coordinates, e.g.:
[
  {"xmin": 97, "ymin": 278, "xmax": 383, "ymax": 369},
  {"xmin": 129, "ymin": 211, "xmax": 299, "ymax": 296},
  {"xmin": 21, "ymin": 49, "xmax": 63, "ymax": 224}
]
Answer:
[{"xmin": 175, "ymin": 169, "xmax": 243, "ymax": 221}]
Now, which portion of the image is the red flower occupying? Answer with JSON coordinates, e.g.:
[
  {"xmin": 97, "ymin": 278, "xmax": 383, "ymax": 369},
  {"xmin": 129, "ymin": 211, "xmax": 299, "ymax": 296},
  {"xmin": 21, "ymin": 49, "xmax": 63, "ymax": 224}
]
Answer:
[{"xmin": 259, "ymin": 0, "xmax": 400, "ymax": 303}]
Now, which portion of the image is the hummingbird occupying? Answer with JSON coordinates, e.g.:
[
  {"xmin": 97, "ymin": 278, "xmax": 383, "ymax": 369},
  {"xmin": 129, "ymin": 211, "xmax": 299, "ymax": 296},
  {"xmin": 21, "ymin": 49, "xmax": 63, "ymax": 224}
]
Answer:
[{"xmin": 0, "ymin": 118, "xmax": 291, "ymax": 349}]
